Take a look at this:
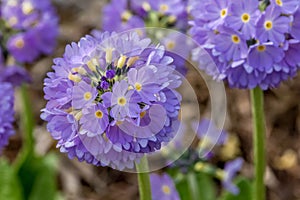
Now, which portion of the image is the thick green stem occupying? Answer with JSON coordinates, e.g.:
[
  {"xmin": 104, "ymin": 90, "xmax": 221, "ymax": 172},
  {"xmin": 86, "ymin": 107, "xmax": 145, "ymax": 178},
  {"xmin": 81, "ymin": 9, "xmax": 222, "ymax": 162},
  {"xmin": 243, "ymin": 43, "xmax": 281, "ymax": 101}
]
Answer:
[
  {"xmin": 250, "ymin": 87, "xmax": 266, "ymax": 200},
  {"xmin": 135, "ymin": 156, "xmax": 152, "ymax": 200},
  {"xmin": 20, "ymin": 84, "xmax": 35, "ymax": 154}
]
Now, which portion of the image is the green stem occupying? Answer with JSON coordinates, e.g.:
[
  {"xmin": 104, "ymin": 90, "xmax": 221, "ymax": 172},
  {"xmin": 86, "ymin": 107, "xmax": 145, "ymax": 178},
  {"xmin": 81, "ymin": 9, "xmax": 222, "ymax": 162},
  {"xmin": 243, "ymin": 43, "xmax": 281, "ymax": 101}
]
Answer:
[
  {"xmin": 250, "ymin": 87, "xmax": 266, "ymax": 200},
  {"xmin": 187, "ymin": 172, "xmax": 200, "ymax": 200},
  {"xmin": 135, "ymin": 156, "xmax": 152, "ymax": 200}
]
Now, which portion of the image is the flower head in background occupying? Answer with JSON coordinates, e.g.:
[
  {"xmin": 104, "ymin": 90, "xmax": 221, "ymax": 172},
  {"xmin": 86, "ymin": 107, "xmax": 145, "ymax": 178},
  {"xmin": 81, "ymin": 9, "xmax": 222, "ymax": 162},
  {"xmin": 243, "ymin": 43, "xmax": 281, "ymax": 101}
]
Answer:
[
  {"xmin": 0, "ymin": 82, "xmax": 15, "ymax": 152},
  {"xmin": 193, "ymin": 118, "xmax": 228, "ymax": 158},
  {"xmin": 219, "ymin": 158, "xmax": 244, "ymax": 195},
  {"xmin": 0, "ymin": 0, "xmax": 59, "ymax": 63},
  {"xmin": 41, "ymin": 31, "xmax": 182, "ymax": 170},
  {"xmin": 150, "ymin": 173, "xmax": 180, "ymax": 200},
  {"xmin": 190, "ymin": 0, "xmax": 300, "ymax": 90}
]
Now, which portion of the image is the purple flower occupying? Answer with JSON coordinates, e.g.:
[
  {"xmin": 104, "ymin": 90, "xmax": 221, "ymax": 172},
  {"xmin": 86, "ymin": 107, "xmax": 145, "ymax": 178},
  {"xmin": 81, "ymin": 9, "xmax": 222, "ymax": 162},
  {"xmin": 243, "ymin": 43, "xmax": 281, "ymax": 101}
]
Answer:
[
  {"xmin": 0, "ymin": 65, "xmax": 31, "ymax": 87},
  {"xmin": 247, "ymin": 43, "xmax": 285, "ymax": 72},
  {"xmin": 127, "ymin": 66, "xmax": 160, "ymax": 103},
  {"xmin": 204, "ymin": 0, "xmax": 231, "ymax": 29},
  {"xmin": 225, "ymin": 0, "xmax": 261, "ymax": 39},
  {"xmin": 256, "ymin": 6, "xmax": 290, "ymax": 45},
  {"xmin": 0, "ymin": 83, "xmax": 15, "ymax": 152},
  {"xmin": 1, "ymin": 0, "xmax": 59, "ymax": 63},
  {"xmin": 80, "ymin": 104, "xmax": 109, "ymax": 136},
  {"xmin": 72, "ymin": 81, "xmax": 98, "ymax": 110},
  {"xmin": 150, "ymin": 173, "xmax": 180, "ymax": 200},
  {"xmin": 41, "ymin": 31, "xmax": 182, "ymax": 169},
  {"xmin": 102, "ymin": 0, "xmax": 144, "ymax": 32},
  {"xmin": 291, "ymin": 8, "xmax": 300, "ymax": 40},
  {"xmin": 214, "ymin": 27, "xmax": 248, "ymax": 61},
  {"xmin": 222, "ymin": 158, "xmax": 243, "ymax": 195},
  {"xmin": 270, "ymin": 0, "xmax": 300, "ymax": 14}
]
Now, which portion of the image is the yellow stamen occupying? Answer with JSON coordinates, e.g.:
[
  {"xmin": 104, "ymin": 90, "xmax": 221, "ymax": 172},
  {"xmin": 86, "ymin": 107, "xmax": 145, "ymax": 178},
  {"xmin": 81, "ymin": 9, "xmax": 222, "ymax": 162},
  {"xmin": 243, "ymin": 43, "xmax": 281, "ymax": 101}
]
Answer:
[
  {"xmin": 127, "ymin": 56, "xmax": 139, "ymax": 67},
  {"xmin": 162, "ymin": 185, "xmax": 171, "ymax": 195},
  {"xmin": 220, "ymin": 9, "xmax": 227, "ymax": 18},
  {"xmin": 241, "ymin": 13, "xmax": 250, "ymax": 23},
  {"xmin": 159, "ymin": 4, "xmax": 169, "ymax": 13},
  {"xmin": 15, "ymin": 38, "xmax": 25, "ymax": 49},
  {"xmin": 257, "ymin": 45, "xmax": 266, "ymax": 52},
  {"xmin": 166, "ymin": 41, "xmax": 176, "ymax": 50},
  {"xmin": 134, "ymin": 82, "xmax": 142, "ymax": 91},
  {"xmin": 95, "ymin": 110, "xmax": 103, "ymax": 119},
  {"xmin": 22, "ymin": 1, "xmax": 34, "ymax": 15},
  {"xmin": 142, "ymin": 2, "xmax": 151, "ymax": 11},
  {"xmin": 84, "ymin": 92, "xmax": 92, "ymax": 101},
  {"xmin": 74, "ymin": 111, "xmax": 83, "ymax": 121},
  {"xmin": 121, "ymin": 10, "xmax": 132, "ymax": 22},
  {"xmin": 68, "ymin": 73, "xmax": 81, "ymax": 82},
  {"xmin": 231, "ymin": 35, "xmax": 240, "ymax": 44},
  {"xmin": 194, "ymin": 162, "xmax": 205, "ymax": 172},
  {"xmin": 276, "ymin": 0, "xmax": 283, "ymax": 6},
  {"xmin": 87, "ymin": 58, "xmax": 98, "ymax": 72},
  {"xmin": 215, "ymin": 169, "xmax": 225, "ymax": 180},
  {"xmin": 168, "ymin": 15, "xmax": 177, "ymax": 24},
  {"xmin": 117, "ymin": 55, "xmax": 127, "ymax": 68},
  {"xmin": 116, "ymin": 121, "xmax": 123, "ymax": 126},
  {"xmin": 105, "ymin": 48, "xmax": 114, "ymax": 63},
  {"xmin": 117, "ymin": 97, "xmax": 127, "ymax": 106},
  {"xmin": 264, "ymin": 21, "xmax": 273, "ymax": 30},
  {"xmin": 72, "ymin": 67, "xmax": 87, "ymax": 75},
  {"xmin": 8, "ymin": 17, "xmax": 18, "ymax": 26},
  {"xmin": 140, "ymin": 111, "xmax": 147, "ymax": 118}
]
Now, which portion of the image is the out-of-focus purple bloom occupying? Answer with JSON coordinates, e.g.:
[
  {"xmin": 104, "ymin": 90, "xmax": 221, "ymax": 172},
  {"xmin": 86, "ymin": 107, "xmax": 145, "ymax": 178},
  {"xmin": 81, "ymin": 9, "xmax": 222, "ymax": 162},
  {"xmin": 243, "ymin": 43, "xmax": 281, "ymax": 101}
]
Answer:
[
  {"xmin": 41, "ymin": 31, "xmax": 182, "ymax": 169},
  {"xmin": 0, "ymin": 65, "xmax": 31, "ymax": 87},
  {"xmin": 256, "ymin": 6, "xmax": 290, "ymax": 45},
  {"xmin": 1, "ymin": 0, "xmax": 59, "ymax": 63},
  {"xmin": 101, "ymin": 0, "xmax": 188, "ymax": 32},
  {"xmin": 270, "ymin": 0, "xmax": 300, "ymax": 14},
  {"xmin": 225, "ymin": 0, "xmax": 261, "ymax": 39},
  {"xmin": 150, "ymin": 173, "xmax": 180, "ymax": 200},
  {"xmin": 0, "ymin": 83, "xmax": 15, "ymax": 153},
  {"xmin": 222, "ymin": 158, "xmax": 243, "ymax": 195}
]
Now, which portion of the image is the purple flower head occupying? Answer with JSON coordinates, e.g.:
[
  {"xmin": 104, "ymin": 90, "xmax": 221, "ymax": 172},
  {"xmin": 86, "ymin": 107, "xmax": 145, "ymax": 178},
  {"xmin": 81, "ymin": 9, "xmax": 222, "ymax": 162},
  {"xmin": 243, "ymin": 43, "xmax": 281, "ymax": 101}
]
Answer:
[
  {"xmin": 0, "ymin": 83, "xmax": 15, "ymax": 153},
  {"xmin": 225, "ymin": 0, "xmax": 261, "ymax": 39},
  {"xmin": 270, "ymin": 0, "xmax": 300, "ymax": 14},
  {"xmin": 189, "ymin": 0, "xmax": 300, "ymax": 90},
  {"xmin": 150, "ymin": 173, "xmax": 180, "ymax": 200},
  {"xmin": 204, "ymin": 0, "xmax": 231, "ymax": 29},
  {"xmin": 0, "ymin": 65, "xmax": 31, "ymax": 87},
  {"xmin": 1, "ymin": 0, "xmax": 59, "ymax": 63},
  {"xmin": 256, "ymin": 6, "xmax": 290, "ymax": 45},
  {"xmin": 101, "ymin": 0, "xmax": 188, "ymax": 32},
  {"xmin": 222, "ymin": 158, "xmax": 243, "ymax": 195},
  {"xmin": 41, "ymin": 31, "xmax": 182, "ymax": 169},
  {"xmin": 192, "ymin": 118, "xmax": 227, "ymax": 158},
  {"xmin": 102, "ymin": 0, "xmax": 144, "ymax": 32}
]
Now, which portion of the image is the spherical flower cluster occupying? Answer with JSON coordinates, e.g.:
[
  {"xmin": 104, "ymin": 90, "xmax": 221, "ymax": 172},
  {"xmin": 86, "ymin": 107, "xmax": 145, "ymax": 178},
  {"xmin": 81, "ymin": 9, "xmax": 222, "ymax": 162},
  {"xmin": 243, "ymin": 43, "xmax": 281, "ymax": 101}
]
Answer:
[
  {"xmin": 102, "ymin": 0, "xmax": 188, "ymax": 32},
  {"xmin": 190, "ymin": 0, "xmax": 300, "ymax": 89},
  {"xmin": 0, "ymin": 0, "xmax": 59, "ymax": 63},
  {"xmin": 0, "ymin": 82, "xmax": 15, "ymax": 152},
  {"xmin": 150, "ymin": 173, "xmax": 180, "ymax": 200},
  {"xmin": 41, "ymin": 31, "xmax": 182, "ymax": 170}
]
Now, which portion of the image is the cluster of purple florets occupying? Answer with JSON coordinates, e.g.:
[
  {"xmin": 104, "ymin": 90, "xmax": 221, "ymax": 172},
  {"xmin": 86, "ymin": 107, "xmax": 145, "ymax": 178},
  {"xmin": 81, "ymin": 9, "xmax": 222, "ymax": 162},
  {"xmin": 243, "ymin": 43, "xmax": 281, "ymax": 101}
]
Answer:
[
  {"xmin": 41, "ymin": 31, "xmax": 182, "ymax": 170},
  {"xmin": 0, "ymin": 0, "xmax": 59, "ymax": 63},
  {"xmin": 102, "ymin": 0, "xmax": 188, "ymax": 32},
  {"xmin": 190, "ymin": 0, "xmax": 300, "ymax": 89}
]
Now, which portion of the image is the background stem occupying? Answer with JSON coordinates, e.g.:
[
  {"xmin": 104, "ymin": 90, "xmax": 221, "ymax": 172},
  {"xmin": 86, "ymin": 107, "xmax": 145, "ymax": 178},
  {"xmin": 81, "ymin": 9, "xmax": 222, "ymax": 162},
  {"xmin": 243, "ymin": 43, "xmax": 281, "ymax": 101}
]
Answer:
[
  {"xmin": 135, "ymin": 156, "xmax": 152, "ymax": 200},
  {"xmin": 250, "ymin": 87, "xmax": 266, "ymax": 200}
]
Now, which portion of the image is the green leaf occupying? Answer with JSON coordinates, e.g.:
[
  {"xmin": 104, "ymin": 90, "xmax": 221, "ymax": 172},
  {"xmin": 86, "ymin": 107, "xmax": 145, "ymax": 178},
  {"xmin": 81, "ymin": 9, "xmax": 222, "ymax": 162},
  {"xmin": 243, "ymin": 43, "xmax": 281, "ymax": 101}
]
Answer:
[
  {"xmin": 16, "ymin": 153, "xmax": 59, "ymax": 200},
  {"xmin": 28, "ymin": 154, "xmax": 58, "ymax": 200},
  {"xmin": 176, "ymin": 176, "xmax": 193, "ymax": 200},
  {"xmin": 219, "ymin": 177, "xmax": 253, "ymax": 200},
  {"xmin": 196, "ymin": 172, "xmax": 216, "ymax": 200},
  {"xmin": 0, "ymin": 159, "xmax": 23, "ymax": 200}
]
